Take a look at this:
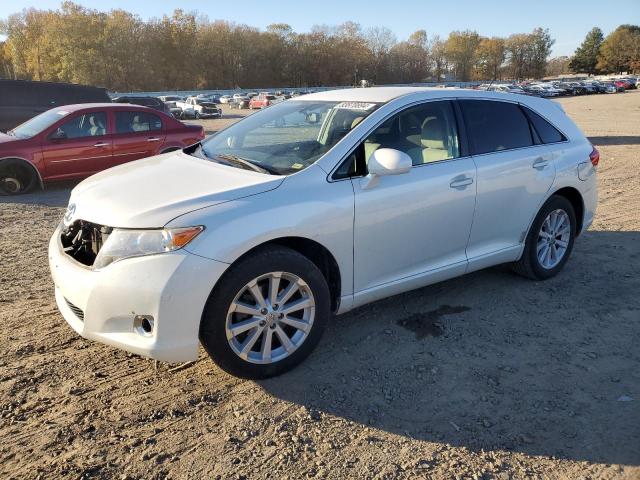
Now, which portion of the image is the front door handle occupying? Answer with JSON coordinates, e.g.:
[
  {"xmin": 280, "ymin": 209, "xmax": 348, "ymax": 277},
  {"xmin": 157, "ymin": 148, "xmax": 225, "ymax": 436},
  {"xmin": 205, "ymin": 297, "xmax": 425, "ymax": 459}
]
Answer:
[
  {"xmin": 93, "ymin": 142, "xmax": 109, "ymax": 147},
  {"xmin": 450, "ymin": 176, "xmax": 474, "ymax": 189},
  {"xmin": 533, "ymin": 157, "xmax": 550, "ymax": 169},
  {"xmin": 147, "ymin": 137, "xmax": 161, "ymax": 142}
]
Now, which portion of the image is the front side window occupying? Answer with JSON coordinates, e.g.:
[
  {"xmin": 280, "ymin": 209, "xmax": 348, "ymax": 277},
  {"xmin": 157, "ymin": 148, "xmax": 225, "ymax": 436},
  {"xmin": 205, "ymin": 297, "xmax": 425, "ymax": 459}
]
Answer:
[
  {"xmin": 460, "ymin": 100, "xmax": 533, "ymax": 154},
  {"xmin": 334, "ymin": 100, "xmax": 460, "ymax": 179},
  {"xmin": 54, "ymin": 112, "xmax": 107, "ymax": 139},
  {"xmin": 199, "ymin": 100, "xmax": 380, "ymax": 175},
  {"xmin": 365, "ymin": 100, "xmax": 460, "ymax": 166},
  {"xmin": 115, "ymin": 111, "xmax": 162, "ymax": 133}
]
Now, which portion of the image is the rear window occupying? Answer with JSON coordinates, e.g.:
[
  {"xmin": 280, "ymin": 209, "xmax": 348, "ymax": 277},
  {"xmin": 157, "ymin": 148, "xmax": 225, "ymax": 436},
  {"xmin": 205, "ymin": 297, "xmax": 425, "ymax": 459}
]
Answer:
[
  {"xmin": 523, "ymin": 107, "xmax": 566, "ymax": 144},
  {"xmin": 460, "ymin": 100, "xmax": 533, "ymax": 154},
  {"xmin": 115, "ymin": 111, "xmax": 162, "ymax": 133}
]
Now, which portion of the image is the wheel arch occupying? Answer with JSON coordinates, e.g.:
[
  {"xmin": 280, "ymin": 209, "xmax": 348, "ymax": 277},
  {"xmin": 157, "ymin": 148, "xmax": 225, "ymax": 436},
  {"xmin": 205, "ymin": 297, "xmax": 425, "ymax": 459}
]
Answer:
[
  {"xmin": 0, "ymin": 156, "xmax": 44, "ymax": 190},
  {"xmin": 550, "ymin": 186, "xmax": 585, "ymax": 235},
  {"xmin": 227, "ymin": 236, "xmax": 342, "ymax": 314}
]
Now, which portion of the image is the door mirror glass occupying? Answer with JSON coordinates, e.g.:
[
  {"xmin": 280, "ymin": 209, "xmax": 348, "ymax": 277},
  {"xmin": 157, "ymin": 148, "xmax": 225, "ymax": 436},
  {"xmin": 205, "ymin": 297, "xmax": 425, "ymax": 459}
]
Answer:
[
  {"xmin": 50, "ymin": 129, "xmax": 67, "ymax": 140},
  {"xmin": 368, "ymin": 148, "xmax": 412, "ymax": 176}
]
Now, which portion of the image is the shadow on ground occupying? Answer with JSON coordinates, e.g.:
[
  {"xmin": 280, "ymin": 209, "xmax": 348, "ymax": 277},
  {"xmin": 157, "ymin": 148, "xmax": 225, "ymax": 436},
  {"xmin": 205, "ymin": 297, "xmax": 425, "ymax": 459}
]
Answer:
[
  {"xmin": 0, "ymin": 181, "xmax": 76, "ymax": 207},
  {"xmin": 588, "ymin": 136, "xmax": 640, "ymax": 146},
  {"xmin": 260, "ymin": 230, "xmax": 640, "ymax": 466}
]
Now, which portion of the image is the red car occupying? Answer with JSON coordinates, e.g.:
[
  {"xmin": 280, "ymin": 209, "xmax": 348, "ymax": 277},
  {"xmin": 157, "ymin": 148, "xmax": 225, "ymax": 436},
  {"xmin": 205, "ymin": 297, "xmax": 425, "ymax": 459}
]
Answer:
[
  {"xmin": 0, "ymin": 103, "xmax": 205, "ymax": 194},
  {"xmin": 249, "ymin": 94, "xmax": 277, "ymax": 109},
  {"xmin": 614, "ymin": 80, "xmax": 632, "ymax": 90}
]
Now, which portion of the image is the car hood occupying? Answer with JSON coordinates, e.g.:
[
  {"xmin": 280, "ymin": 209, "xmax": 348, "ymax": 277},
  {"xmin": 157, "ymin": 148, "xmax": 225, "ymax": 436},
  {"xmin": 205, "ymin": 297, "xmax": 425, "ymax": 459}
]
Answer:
[
  {"xmin": 68, "ymin": 150, "xmax": 285, "ymax": 228},
  {"xmin": 0, "ymin": 132, "xmax": 19, "ymax": 144}
]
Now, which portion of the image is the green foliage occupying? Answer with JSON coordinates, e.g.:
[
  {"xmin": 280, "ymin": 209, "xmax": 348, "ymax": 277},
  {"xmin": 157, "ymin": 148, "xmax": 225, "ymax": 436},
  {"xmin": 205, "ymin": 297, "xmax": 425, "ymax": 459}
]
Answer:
[
  {"xmin": 569, "ymin": 27, "xmax": 604, "ymax": 75},
  {"xmin": 596, "ymin": 25, "xmax": 640, "ymax": 74}
]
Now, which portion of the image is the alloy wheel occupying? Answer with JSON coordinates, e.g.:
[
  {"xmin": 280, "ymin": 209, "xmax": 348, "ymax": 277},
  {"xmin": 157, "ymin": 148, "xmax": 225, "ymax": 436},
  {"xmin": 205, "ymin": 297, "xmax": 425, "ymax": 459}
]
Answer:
[
  {"xmin": 537, "ymin": 209, "xmax": 571, "ymax": 269},
  {"xmin": 225, "ymin": 272, "xmax": 315, "ymax": 364}
]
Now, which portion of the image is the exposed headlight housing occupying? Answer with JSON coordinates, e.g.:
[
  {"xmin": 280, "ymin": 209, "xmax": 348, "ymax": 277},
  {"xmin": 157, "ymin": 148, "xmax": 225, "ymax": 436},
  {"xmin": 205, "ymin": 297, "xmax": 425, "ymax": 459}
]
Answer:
[{"xmin": 93, "ymin": 226, "xmax": 204, "ymax": 270}]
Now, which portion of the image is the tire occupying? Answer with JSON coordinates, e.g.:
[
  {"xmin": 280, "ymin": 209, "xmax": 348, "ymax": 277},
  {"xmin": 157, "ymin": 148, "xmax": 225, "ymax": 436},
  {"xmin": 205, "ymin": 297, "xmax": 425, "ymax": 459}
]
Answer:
[
  {"xmin": 0, "ymin": 159, "xmax": 38, "ymax": 195},
  {"xmin": 512, "ymin": 195, "xmax": 576, "ymax": 280},
  {"xmin": 194, "ymin": 111, "xmax": 200, "ymax": 119},
  {"xmin": 200, "ymin": 245, "xmax": 331, "ymax": 379}
]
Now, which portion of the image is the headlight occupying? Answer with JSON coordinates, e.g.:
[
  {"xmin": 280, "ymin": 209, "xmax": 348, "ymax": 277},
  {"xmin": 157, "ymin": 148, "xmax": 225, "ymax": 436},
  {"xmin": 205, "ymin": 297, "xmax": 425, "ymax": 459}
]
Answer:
[{"xmin": 93, "ymin": 226, "xmax": 204, "ymax": 270}]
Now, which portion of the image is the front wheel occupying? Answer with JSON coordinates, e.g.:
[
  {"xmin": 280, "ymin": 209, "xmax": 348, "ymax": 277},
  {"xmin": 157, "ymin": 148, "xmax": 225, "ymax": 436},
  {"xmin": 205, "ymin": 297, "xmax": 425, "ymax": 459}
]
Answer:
[
  {"xmin": 513, "ymin": 195, "xmax": 576, "ymax": 280},
  {"xmin": 200, "ymin": 246, "xmax": 330, "ymax": 379},
  {"xmin": 0, "ymin": 159, "xmax": 38, "ymax": 195}
]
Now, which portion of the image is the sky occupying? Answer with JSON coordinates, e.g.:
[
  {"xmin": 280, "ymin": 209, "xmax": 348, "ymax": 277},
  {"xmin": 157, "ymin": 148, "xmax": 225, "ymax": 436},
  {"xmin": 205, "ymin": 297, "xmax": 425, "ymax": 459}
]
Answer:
[{"xmin": 1, "ymin": 0, "xmax": 639, "ymax": 57}]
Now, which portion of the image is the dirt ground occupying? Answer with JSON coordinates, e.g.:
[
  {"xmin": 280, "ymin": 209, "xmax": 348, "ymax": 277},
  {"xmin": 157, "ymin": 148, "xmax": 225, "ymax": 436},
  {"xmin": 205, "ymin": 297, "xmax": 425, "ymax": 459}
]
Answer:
[{"xmin": 1, "ymin": 93, "xmax": 639, "ymax": 480}]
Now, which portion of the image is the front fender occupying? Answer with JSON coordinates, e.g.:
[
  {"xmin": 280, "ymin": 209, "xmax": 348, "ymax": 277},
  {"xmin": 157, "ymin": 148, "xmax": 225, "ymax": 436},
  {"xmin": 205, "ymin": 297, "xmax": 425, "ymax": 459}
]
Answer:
[{"xmin": 166, "ymin": 165, "xmax": 355, "ymax": 296}]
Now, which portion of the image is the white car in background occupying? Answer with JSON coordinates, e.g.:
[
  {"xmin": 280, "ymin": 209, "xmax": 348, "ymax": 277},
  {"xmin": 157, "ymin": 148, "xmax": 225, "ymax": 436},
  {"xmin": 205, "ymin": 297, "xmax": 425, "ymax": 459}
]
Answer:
[
  {"xmin": 219, "ymin": 95, "xmax": 232, "ymax": 104},
  {"xmin": 49, "ymin": 87, "xmax": 598, "ymax": 379}
]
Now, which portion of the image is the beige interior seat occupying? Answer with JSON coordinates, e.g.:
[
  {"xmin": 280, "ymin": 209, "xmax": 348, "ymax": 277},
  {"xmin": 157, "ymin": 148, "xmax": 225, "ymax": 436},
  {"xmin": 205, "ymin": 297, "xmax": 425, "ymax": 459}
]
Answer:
[
  {"xmin": 88, "ymin": 116, "xmax": 105, "ymax": 136},
  {"xmin": 408, "ymin": 117, "xmax": 451, "ymax": 164}
]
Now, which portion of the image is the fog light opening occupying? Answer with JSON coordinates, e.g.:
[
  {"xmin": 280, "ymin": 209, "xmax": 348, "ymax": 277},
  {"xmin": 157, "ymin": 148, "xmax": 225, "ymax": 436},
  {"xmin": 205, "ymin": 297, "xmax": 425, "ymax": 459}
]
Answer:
[{"xmin": 134, "ymin": 315, "xmax": 155, "ymax": 337}]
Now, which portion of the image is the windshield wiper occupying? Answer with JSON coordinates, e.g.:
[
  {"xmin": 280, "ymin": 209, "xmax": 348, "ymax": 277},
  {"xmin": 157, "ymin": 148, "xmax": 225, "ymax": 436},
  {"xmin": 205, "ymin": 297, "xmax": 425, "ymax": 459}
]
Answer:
[
  {"xmin": 214, "ymin": 153, "xmax": 280, "ymax": 175},
  {"xmin": 190, "ymin": 145, "xmax": 279, "ymax": 175}
]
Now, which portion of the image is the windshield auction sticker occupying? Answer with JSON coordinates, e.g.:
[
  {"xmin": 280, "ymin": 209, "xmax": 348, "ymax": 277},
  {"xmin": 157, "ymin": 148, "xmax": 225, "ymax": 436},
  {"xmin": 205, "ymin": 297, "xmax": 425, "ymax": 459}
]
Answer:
[{"xmin": 334, "ymin": 102, "xmax": 377, "ymax": 111}]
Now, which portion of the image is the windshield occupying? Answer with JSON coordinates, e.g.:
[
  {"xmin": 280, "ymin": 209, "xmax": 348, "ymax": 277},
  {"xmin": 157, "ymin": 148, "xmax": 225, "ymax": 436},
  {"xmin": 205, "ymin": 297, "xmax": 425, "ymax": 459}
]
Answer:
[
  {"xmin": 199, "ymin": 100, "xmax": 380, "ymax": 175},
  {"xmin": 10, "ymin": 109, "xmax": 71, "ymax": 139}
]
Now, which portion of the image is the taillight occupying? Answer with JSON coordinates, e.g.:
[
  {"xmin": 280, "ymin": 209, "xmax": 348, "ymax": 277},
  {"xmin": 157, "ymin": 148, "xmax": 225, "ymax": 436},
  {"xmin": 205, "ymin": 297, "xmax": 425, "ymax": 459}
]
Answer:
[{"xmin": 589, "ymin": 146, "xmax": 600, "ymax": 167}]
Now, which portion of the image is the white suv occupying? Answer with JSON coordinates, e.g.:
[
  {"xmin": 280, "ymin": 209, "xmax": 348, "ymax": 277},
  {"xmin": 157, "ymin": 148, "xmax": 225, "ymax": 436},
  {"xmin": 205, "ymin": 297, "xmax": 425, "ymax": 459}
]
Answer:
[{"xmin": 49, "ymin": 87, "xmax": 598, "ymax": 378}]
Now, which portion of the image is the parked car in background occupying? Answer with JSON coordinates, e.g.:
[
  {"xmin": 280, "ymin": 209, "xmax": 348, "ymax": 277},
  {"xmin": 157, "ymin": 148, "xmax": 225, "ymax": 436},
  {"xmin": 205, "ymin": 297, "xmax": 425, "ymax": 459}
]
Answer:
[
  {"xmin": 230, "ymin": 96, "xmax": 250, "ymax": 109},
  {"xmin": 249, "ymin": 94, "xmax": 278, "ymax": 109},
  {"xmin": 0, "ymin": 103, "xmax": 204, "ymax": 194},
  {"xmin": 176, "ymin": 97, "xmax": 222, "ymax": 119},
  {"xmin": 48, "ymin": 87, "xmax": 597, "ymax": 379},
  {"xmin": 0, "ymin": 80, "xmax": 111, "ymax": 133},
  {"xmin": 219, "ymin": 95, "xmax": 232, "ymax": 104},
  {"xmin": 112, "ymin": 96, "xmax": 173, "ymax": 116},
  {"xmin": 614, "ymin": 79, "xmax": 633, "ymax": 90},
  {"xmin": 164, "ymin": 101, "xmax": 185, "ymax": 118}
]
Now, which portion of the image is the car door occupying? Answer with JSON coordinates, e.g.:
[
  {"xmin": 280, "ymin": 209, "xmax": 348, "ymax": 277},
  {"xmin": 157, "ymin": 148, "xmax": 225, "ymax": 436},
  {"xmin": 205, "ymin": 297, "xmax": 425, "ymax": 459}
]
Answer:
[
  {"xmin": 350, "ymin": 100, "xmax": 477, "ymax": 294},
  {"xmin": 459, "ymin": 99, "xmax": 556, "ymax": 266},
  {"xmin": 41, "ymin": 110, "xmax": 112, "ymax": 179},
  {"xmin": 111, "ymin": 110, "xmax": 166, "ymax": 166}
]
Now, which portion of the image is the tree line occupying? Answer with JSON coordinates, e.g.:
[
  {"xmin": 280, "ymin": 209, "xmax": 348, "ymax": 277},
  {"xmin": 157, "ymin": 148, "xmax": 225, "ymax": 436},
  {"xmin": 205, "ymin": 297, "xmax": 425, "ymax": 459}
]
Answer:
[
  {"xmin": 0, "ymin": 2, "xmax": 636, "ymax": 92},
  {"xmin": 568, "ymin": 25, "xmax": 640, "ymax": 76}
]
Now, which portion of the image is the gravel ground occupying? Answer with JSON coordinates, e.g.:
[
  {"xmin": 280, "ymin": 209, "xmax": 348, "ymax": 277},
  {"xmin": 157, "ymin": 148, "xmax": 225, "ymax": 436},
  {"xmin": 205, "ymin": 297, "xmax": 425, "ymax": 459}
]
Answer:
[{"xmin": 1, "ymin": 92, "xmax": 639, "ymax": 480}]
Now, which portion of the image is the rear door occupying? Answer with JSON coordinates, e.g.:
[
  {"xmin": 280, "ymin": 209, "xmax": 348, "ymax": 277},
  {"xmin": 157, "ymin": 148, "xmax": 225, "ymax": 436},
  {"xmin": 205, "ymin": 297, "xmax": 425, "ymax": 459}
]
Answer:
[
  {"xmin": 111, "ymin": 110, "xmax": 166, "ymax": 166},
  {"xmin": 459, "ymin": 99, "xmax": 556, "ymax": 262},
  {"xmin": 41, "ymin": 110, "xmax": 112, "ymax": 179}
]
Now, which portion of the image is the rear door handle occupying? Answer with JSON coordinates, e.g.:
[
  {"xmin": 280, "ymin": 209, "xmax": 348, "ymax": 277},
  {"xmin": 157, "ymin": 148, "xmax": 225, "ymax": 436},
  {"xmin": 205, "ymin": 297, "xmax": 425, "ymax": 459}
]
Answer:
[
  {"xmin": 147, "ymin": 137, "xmax": 161, "ymax": 142},
  {"xmin": 450, "ymin": 176, "xmax": 474, "ymax": 189},
  {"xmin": 93, "ymin": 142, "xmax": 109, "ymax": 147},
  {"xmin": 532, "ymin": 157, "xmax": 550, "ymax": 169}
]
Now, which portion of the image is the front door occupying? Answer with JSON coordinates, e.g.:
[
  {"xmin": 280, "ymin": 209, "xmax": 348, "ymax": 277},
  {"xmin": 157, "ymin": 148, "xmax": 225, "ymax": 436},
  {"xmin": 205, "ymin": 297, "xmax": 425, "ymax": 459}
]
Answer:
[
  {"xmin": 351, "ymin": 100, "xmax": 477, "ymax": 294},
  {"xmin": 41, "ymin": 110, "xmax": 112, "ymax": 179}
]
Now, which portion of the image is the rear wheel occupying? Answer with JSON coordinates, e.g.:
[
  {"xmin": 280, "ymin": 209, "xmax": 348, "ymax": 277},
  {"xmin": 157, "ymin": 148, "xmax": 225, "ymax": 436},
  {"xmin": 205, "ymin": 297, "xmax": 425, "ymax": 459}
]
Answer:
[
  {"xmin": 200, "ymin": 246, "xmax": 330, "ymax": 379},
  {"xmin": 513, "ymin": 195, "xmax": 576, "ymax": 280},
  {"xmin": 0, "ymin": 159, "xmax": 38, "ymax": 195}
]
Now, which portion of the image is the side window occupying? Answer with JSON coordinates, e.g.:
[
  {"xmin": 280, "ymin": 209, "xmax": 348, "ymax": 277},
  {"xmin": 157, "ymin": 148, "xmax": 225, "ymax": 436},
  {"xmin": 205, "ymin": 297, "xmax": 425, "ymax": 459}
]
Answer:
[
  {"xmin": 333, "ymin": 101, "xmax": 460, "ymax": 179},
  {"xmin": 115, "ymin": 111, "xmax": 162, "ymax": 133},
  {"xmin": 364, "ymin": 101, "xmax": 460, "ymax": 167},
  {"xmin": 523, "ymin": 107, "xmax": 566, "ymax": 144},
  {"xmin": 460, "ymin": 100, "xmax": 533, "ymax": 154},
  {"xmin": 55, "ymin": 112, "xmax": 107, "ymax": 139}
]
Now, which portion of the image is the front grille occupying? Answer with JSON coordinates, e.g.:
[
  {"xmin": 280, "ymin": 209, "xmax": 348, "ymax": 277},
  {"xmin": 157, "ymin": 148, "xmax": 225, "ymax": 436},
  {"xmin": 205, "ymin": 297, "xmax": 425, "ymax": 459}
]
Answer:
[
  {"xmin": 60, "ymin": 220, "xmax": 112, "ymax": 267},
  {"xmin": 64, "ymin": 298, "xmax": 84, "ymax": 322}
]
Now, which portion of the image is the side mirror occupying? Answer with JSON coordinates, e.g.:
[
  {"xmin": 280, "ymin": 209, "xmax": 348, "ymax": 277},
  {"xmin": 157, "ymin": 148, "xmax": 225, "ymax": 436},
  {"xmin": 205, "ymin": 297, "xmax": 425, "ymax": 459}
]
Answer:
[
  {"xmin": 49, "ymin": 129, "xmax": 67, "ymax": 141},
  {"xmin": 361, "ymin": 148, "xmax": 412, "ymax": 189}
]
